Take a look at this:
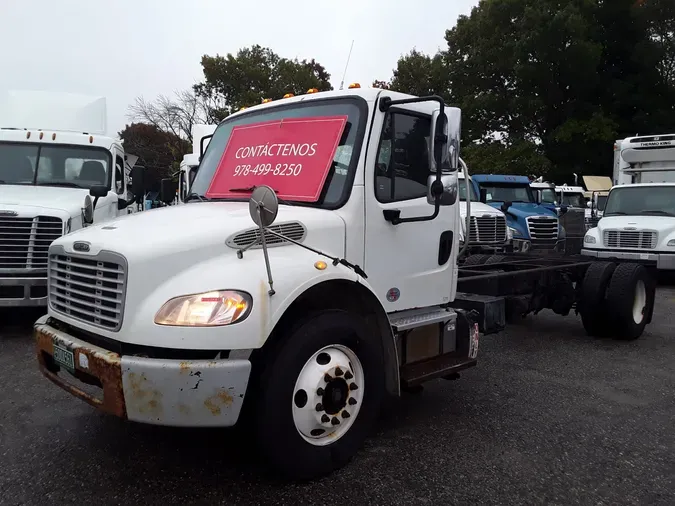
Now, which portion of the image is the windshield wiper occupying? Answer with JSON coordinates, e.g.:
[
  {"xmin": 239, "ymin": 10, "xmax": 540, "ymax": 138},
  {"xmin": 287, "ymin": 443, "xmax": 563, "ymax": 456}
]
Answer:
[
  {"xmin": 37, "ymin": 182, "xmax": 84, "ymax": 189},
  {"xmin": 639, "ymin": 210, "xmax": 674, "ymax": 216},
  {"xmin": 605, "ymin": 211, "xmax": 627, "ymax": 215},
  {"xmin": 230, "ymin": 185, "xmax": 280, "ymax": 193}
]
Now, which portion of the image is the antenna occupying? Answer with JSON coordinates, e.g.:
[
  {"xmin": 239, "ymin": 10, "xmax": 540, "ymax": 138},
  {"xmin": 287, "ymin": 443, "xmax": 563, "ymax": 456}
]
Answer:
[{"xmin": 339, "ymin": 40, "xmax": 355, "ymax": 91}]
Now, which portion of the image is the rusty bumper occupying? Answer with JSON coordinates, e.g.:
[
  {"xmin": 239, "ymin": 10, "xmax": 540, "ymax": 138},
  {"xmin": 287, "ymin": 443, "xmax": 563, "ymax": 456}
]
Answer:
[{"xmin": 34, "ymin": 316, "xmax": 252, "ymax": 427}]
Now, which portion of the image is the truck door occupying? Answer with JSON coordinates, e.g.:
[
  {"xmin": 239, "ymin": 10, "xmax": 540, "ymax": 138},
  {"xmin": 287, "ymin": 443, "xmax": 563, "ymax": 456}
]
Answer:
[{"xmin": 364, "ymin": 103, "xmax": 460, "ymax": 311}]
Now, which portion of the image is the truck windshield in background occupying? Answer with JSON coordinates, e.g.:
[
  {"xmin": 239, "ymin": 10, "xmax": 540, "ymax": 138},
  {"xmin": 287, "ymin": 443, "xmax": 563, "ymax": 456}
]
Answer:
[
  {"xmin": 0, "ymin": 142, "xmax": 111, "ymax": 189},
  {"xmin": 459, "ymin": 179, "xmax": 478, "ymax": 201},
  {"xmin": 189, "ymin": 98, "xmax": 366, "ymax": 208},
  {"xmin": 596, "ymin": 195, "xmax": 607, "ymax": 211},
  {"xmin": 604, "ymin": 186, "xmax": 675, "ymax": 217},
  {"xmin": 481, "ymin": 183, "xmax": 536, "ymax": 203},
  {"xmin": 559, "ymin": 193, "xmax": 585, "ymax": 208}
]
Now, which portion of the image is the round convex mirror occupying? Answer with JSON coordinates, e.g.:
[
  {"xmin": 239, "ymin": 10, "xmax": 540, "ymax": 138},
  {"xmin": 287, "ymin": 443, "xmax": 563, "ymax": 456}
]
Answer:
[
  {"xmin": 82, "ymin": 195, "xmax": 94, "ymax": 224},
  {"xmin": 249, "ymin": 186, "xmax": 279, "ymax": 227}
]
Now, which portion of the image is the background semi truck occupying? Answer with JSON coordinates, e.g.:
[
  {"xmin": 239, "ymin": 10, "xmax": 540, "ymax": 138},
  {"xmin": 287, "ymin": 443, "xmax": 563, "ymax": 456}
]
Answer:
[
  {"xmin": 0, "ymin": 90, "xmax": 143, "ymax": 307},
  {"xmin": 33, "ymin": 87, "xmax": 656, "ymax": 481},
  {"xmin": 471, "ymin": 174, "xmax": 565, "ymax": 253},
  {"xmin": 177, "ymin": 124, "xmax": 216, "ymax": 204}
]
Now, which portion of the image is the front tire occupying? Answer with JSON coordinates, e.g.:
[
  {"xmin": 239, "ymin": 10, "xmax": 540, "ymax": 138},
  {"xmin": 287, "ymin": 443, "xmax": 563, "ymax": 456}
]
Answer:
[{"xmin": 253, "ymin": 310, "xmax": 385, "ymax": 480}]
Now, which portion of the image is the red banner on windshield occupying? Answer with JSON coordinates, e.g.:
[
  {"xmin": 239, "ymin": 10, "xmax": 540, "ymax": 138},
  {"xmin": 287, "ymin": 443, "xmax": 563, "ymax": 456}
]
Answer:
[{"xmin": 205, "ymin": 115, "xmax": 348, "ymax": 202}]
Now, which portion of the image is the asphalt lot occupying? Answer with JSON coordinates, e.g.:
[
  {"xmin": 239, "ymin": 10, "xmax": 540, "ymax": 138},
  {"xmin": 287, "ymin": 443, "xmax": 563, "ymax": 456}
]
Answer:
[{"xmin": 2, "ymin": 288, "xmax": 674, "ymax": 506}]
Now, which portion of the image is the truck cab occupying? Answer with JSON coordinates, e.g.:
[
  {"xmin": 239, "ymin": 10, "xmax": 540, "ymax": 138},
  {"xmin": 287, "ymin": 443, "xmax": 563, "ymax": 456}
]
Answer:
[
  {"xmin": 471, "ymin": 174, "xmax": 565, "ymax": 253},
  {"xmin": 0, "ymin": 90, "xmax": 141, "ymax": 307},
  {"xmin": 582, "ymin": 182, "xmax": 675, "ymax": 271},
  {"xmin": 33, "ymin": 87, "xmax": 482, "ymax": 480}
]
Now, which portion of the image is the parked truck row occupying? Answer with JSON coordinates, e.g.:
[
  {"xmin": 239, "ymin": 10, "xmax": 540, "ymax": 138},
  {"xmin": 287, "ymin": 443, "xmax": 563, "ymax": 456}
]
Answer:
[{"xmin": 25, "ymin": 86, "xmax": 660, "ymax": 481}]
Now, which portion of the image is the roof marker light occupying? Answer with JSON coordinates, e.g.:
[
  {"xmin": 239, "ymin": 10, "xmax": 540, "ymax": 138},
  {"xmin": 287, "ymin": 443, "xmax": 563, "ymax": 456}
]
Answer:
[
  {"xmin": 283, "ymin": 93, "xmax": 294, "ymax": 99},
  {"xmin": 348, "ymin": 83, "xmax": 361, "ymax": 89},
  {"xmin": 306, "ymin": 88, "xmax": 319, "ymax": 94}
]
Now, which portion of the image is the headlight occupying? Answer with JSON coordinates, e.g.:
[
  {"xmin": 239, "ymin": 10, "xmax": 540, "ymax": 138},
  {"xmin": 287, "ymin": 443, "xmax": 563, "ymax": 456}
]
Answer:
[
  {"xmin": 584, "ymin": 235, "xmax": 596, "ymax": 244},
  {"xmin": 668, "ymin": 239, "xmax": 675, "ymax": 247},
  {"xmin": 154, "ymin": 290, "xmax": 252, "ymax": 327},
  {"xmin": 508, "ymin": 226, "xmax": 520, "ymax": 238},
  {"xmin": 507, "ymin": 227, "xmax": 513, "ymax": 240}
]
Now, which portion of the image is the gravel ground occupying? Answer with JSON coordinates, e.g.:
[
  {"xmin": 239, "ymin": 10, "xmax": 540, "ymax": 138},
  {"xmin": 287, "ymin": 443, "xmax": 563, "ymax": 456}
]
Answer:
[{"xmin": 1, "ymin": 287, "xmax": 674, "ymax": 506}]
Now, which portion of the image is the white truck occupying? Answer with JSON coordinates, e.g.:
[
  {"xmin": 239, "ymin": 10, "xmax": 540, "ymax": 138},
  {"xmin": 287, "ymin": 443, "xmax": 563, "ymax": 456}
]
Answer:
[
  {"xmin": 614, "ymin": 133, "xmax": 675, "ymax": 186},
  {"xmin": 457, "ymin": 161, "xmax": 512, "ymax": 257},
  {"xmin": 582, "ymin": 182, "xmax": 675, "ymax": 271},
  {"xmin": 177, "ymin": 124, "xmax": 217, "ymax": 204},
  {"xmin": 34, "ymin": 87, "xmax": 657, "ymax": 480},
  {"xmin": 0, "ymin": 90, "xmax": 142, "ymax": 307}
]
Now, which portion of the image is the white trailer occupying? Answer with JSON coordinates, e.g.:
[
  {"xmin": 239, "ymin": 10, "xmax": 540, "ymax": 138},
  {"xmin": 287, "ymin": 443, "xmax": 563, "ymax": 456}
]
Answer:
[
  {"xmin": 0, "ymin": 90, "xmax": 144, "ymax": 307},
  {"xmin": 33, "ymin": 87, "xmax": 656, "ymax": 481},
  {"xmin": 615, "ymin": 134, "xmax": 675, "ymax": 185}
]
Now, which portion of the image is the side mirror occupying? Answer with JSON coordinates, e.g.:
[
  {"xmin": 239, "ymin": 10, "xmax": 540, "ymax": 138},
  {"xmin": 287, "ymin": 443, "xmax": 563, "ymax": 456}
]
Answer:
[
  {"xmin": 89, "ymin": 185, "xmax": 108, "ymax": 198},
  {"xmin": 479, "ymin": 188, "xmax": 487, "ymax": 204},
  {"xmin": 159, "ymin": 178, "xmax": 177, "ymax": 204},
  {"xmin": 426, "ymin": 173, "xmax": 458, "ymax": 206},
  {"xmin": 501, "ymin": 201, "xmax": 512, "ymax": 214},
  {"xmin": 199, "ymin": 134, "xmax": 214, "ymax": 160},
  {"xmin": 130, "ymin": 166, "xmax": 145, "ymax": 201},
  {"xmin": 586, "ymin": 201, "xmax": 592, "ymax": 208}
]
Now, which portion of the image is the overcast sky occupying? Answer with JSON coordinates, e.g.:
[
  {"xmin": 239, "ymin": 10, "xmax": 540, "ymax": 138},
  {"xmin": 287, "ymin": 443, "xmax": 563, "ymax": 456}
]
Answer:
[{"xmin": 0, "ymin": 0, "xmax": 477, "ymax": 137}]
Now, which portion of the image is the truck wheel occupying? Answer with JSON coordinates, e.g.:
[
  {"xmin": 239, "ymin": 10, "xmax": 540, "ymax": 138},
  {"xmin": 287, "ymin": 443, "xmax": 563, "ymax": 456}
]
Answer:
[
  {"xmin": 485, "ymin": 255, "xmax": 507, "ymax": 265},
  {"xmin": 606, "ymin": 263, "xmax": 655, "ymax": 341},
  {"xmin": 463, "ymin": 254, "xmax": 491, "ymax": 266},
  {"xmin": 579, "ymin": 261, "xmax": 616, "ymax": 337},
  {"xmin": 254, "ymin": 310, "xmax": 384, "ymax": 480}
]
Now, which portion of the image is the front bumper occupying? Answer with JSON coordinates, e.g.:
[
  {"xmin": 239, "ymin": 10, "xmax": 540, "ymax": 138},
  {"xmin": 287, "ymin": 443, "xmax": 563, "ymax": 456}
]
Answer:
[
  {"xmin": 34, "ymin": 316, "xmax": 252, "ymax": 427},
  {"xmin": 0, "ymin": 275, "xmax": 48, "ymax": 307},
  {"xmin": 581, "ymin": 248, "xmax": 675, "ymax": 270}
]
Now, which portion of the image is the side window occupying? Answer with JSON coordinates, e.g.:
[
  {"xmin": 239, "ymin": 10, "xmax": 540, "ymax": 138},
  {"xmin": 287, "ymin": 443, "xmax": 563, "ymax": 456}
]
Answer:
[
  {"xmin": 115, "ymin": 155, "xmax": 125, "ymax": 195},
  {"xmin": 375, "ymin": 111, "xmax": 431, "ymax": 203}
]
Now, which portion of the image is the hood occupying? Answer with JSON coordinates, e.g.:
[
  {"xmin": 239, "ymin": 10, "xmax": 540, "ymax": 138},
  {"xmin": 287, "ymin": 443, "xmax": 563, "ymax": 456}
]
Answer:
[
  {"xmin": 459, "ymin": 201, "xmax": 504, "ymax": 218},
  {"xmin": 56, "ymin": 201, "xmax": 348, "ymax": 264},
  {"xmin": 486, "ymin": 202, "xmax": 557, "ymax": 220},
  {"xmin": 0, "ymin": 184, "xmax": 88, "ymax": 217},
  {"xmin": 597, "ymin": 215, "xmax": 675, "ymax": 235}
]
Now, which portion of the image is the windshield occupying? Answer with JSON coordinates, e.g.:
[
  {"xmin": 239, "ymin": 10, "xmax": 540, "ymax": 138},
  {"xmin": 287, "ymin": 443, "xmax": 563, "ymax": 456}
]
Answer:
[
  {"xmin": 479, "ymin": 183, "xmax": 535, "ymax": 203},
  {"xmin": 0, "ymin": 142, "xmax": 111, "ymax": 189},
  {"xmin": 596, "ymin": 195, "xmax": 607, "ymax": 211},
  {"xmin": 604, "ymin": 186, "xmax": 675, "ymax": 216},
  {"xmin": 559, "ymin": 192, "xmax": 585, "ymax": 207},
  {"xmin": 459, "ymin": 179, "xmax": 478, "ymax": 201},
  {"xmin": 189, "ymin": 98, "xmax": 365, "ymax": 207}
]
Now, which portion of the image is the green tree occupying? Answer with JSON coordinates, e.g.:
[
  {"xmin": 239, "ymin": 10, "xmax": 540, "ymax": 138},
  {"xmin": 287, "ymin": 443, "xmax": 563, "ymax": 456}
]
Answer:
[
  {"xmin": 376, "ymin": 49, "xmax": 450, "ymax": 100},
  {"xmin": 194, "ymin": 45, "xmax": 333, "ymax": 119}
]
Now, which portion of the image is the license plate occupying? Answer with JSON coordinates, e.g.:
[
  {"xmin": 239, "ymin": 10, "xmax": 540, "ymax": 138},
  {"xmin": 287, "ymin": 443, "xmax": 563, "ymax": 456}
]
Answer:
[{"xmin": 53, "ymin": 345, "xmax": 75, "ymax": 372}]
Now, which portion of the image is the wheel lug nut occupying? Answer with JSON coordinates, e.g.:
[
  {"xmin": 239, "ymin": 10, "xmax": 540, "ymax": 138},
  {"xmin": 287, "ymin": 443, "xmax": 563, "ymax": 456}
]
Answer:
[
  {"xmin": 315, "ymin": 403, "xmax": 323, "ymax": 412},
  {"xmin": 317, "ymin": 387, "xmax": 324, "ymax": 396},
  {"xmin": 341, "ymin": 411, "xmax": 350, "ymax": 419},
  {"xmin": 324, "ymin": 374, "xmax": 332, "ymax": 383},
  {"xmin": 335, "ymin": 367, "xmax": 343, "ymax": 376},
  {"xmin": 331, "ymin": 417, "xmax": 340, "ymax": 425},
  {"xmin": 321, "ymin": 414, "xmax": 330, "ymax": 423},
  {"xmin": 348, "ymin": 398, "xmax": 357, "ymax": 405},
  {"xmin": 344, "ymin": 371, "xmax": 353, "ymax": 380},
  {"xmin": 349, "ymin": 383, "xmax": 358, "ymax": 391}
]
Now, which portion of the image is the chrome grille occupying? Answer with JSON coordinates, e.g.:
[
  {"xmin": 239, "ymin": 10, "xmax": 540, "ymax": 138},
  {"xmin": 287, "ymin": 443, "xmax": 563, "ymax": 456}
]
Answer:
[
  {"xmin": 468, "ymin": 216, "xmax": 507, "ymax": 244},
  {"xmin": 0, "ymin": 216, "xmax": 63, "ymax": 270},
  {"xmin": 603, "ymin": 230, "xmax": 657, "ymax": 250},
  {"xmin": 49, "ymin": 250, "xmax": 127, "ymax": 331},
  {"xmin": 526, "ymin": 216, "xmax": 559, "ymax": 248},
  {"xmin": 226, "ymin": 221, "xmax": 307, "ymax": 249}
]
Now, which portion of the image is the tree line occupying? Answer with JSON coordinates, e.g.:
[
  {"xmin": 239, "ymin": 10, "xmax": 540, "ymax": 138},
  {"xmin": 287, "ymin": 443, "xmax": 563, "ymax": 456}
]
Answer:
[{"xmin": 122, "ymin": 0, "xmax": 675, "ymax": 185}]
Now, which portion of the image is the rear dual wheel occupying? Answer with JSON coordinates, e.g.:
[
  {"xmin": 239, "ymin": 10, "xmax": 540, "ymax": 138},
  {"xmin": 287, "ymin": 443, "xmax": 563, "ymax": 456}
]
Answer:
[{"xmin": 580, "ymin": 262, "xmax": 654, "ymax": 340}]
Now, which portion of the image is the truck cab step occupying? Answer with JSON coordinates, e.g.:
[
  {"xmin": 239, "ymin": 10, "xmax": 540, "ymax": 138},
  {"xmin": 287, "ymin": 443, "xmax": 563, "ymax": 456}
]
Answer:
[
  {"xmin": 400, "ymin": 353, "xmax": 477, "ymax": 388},
  {"xmin": 389, "ymin": 307, "xmax": 456, "ymax": 331}
]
